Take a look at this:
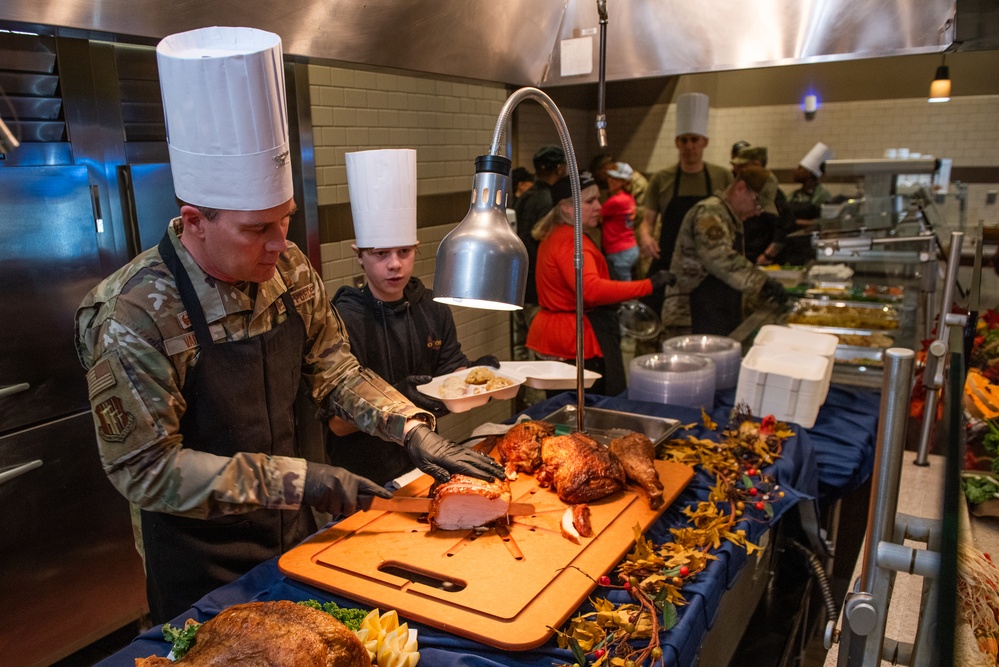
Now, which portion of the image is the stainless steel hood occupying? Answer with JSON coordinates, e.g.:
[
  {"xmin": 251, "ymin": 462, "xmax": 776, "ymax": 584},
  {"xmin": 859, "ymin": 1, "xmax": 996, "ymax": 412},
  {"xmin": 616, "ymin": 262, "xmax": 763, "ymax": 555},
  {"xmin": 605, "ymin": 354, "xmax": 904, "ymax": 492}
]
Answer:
[{"xmin": 0, "ymin": 0, "xmax": 959, "ymax": 86}]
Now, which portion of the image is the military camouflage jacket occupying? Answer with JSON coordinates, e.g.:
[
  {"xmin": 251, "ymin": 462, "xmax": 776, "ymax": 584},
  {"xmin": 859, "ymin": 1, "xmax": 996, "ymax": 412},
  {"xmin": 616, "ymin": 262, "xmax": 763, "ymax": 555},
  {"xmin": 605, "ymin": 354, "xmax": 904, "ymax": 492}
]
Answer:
[
  {"xmin": 75, "ymin": 219, "xmax": 429, "ymax": 519},
  {"xmin": 662, "ymin": 194, "xmax": 769, "ymax": 328}
]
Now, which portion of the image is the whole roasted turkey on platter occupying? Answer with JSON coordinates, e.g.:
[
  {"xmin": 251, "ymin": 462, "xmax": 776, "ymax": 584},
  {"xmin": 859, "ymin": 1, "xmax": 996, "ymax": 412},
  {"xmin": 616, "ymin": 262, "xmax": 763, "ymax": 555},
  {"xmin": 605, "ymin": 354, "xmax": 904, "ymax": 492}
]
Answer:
[
  {"xmin": 536, "ymin": 432, "xmax": 626, "ymax": 504},
  {"xmin": 495, "ymin": 420, "xmax": 664, "ymax": 508},
  {"xmin": 135, "ymin": 600, "xmax": 370, "ymax": 667}
]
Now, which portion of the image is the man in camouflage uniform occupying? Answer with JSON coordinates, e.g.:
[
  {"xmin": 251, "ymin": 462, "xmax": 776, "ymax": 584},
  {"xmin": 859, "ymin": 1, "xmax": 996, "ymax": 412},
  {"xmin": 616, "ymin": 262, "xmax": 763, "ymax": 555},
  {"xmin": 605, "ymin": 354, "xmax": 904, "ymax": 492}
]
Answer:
[
  {"xmin": 74, "ymin": 27, "xmax": 503, "ymax": 624},
  {"xmin": 662, "ymin": 165, "xmax": 787, "ymax": 336}
]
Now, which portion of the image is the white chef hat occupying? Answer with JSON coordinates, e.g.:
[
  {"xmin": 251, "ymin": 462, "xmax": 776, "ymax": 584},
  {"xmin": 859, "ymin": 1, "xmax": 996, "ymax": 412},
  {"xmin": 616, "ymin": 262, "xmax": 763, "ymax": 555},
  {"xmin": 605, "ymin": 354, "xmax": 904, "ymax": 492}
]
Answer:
[
  {"xmin": 345, "ymin": 149, "xmax": 418, "ymax": 248},
  {"xmin": 156, "ymin": 26, "xmax": 294, "ymax": 211},
  {"xmin": 800, "ymin": 142, "xmax": 834, "ymax": 177},
  {"xmin": 675, "ymin": 92, "xmax": 710, "ymax": 138}
]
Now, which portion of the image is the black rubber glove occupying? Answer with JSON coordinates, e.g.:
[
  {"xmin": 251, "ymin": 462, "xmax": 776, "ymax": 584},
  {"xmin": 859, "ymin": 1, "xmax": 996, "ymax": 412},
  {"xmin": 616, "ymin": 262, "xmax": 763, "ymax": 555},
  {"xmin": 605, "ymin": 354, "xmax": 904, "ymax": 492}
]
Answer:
[
  {"xmin": 404, "ymin": 423, "xmax": 506, "ymax": 483},
  {"xmin": 469, "ymin": 354, "xmax": 501, "ymax": 369},
  {"xmin": 760, "ymin": 278, "xmax": 789, "ymax": 306},
  {"xmin": 649, "ymin": 270, "xmax": 677, "ymax": 290},
  {"xmin": 392, "ymin": 375, "xmax": 449, "ymax": 417},
  {"xmin": 303, "ymin": 462, "xmax": 391, "ymax": 516}
]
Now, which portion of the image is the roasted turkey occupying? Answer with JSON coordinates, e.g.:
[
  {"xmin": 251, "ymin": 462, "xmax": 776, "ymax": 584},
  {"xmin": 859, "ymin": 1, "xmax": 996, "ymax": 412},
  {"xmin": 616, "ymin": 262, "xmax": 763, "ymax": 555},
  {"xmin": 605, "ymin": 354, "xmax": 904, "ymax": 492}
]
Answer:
[
  {"xmin": 536, "ymin": 432, "xmax": 625, "ymax": 504},
  {"xmin": 496, "ymin": 420, "xmax": 555, "ymax": 477},
  {"xmin": 135, "ymin": 600, "xmax": 370, "ymax": 667},
  {"xmin": 609, "ymin": 432, "xmax": 665, "ymax": 509},
  {"xmin": 429, "ymin": 474, "xmax": 512, "ymax": 530}
]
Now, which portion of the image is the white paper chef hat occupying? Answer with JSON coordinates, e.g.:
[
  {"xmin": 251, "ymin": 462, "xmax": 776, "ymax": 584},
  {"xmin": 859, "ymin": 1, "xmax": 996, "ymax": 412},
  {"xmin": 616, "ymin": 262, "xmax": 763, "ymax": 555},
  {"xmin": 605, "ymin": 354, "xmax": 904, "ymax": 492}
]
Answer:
[
  {"xmin": 675, "ymin": 92, "xmax": 710, "ymax": 138},
  {"xmin": 800, "ymin": 142, "xmax": 834, "ymax": 177},
  {"xmin": 156, "ymin": 26, "xmax": 294, "ymax": 211},
  {"xmin": 345, "ymin": 149, "xmax": 418, "ymax": 248}
]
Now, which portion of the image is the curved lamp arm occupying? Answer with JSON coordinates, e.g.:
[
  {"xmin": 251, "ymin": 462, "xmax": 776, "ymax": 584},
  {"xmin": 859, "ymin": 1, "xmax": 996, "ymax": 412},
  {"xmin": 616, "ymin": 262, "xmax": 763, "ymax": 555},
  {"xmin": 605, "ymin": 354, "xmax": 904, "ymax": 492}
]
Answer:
[{"xmin": 489, "ymin": 87, "xmax": 586, "ymax": 429}]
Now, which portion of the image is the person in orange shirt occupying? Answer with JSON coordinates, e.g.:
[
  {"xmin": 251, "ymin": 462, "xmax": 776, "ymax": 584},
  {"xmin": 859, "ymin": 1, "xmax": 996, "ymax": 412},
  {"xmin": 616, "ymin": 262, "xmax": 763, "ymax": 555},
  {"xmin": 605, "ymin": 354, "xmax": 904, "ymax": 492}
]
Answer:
[{"xmin": 526, "ymin": 171, "xmax": 674, "ymax": 395}]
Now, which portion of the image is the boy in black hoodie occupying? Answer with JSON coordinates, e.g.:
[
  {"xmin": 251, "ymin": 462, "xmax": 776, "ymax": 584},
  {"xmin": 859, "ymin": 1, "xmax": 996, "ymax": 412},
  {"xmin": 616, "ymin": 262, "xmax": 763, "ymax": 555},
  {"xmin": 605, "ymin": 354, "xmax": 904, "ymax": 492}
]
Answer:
[{"xmin": 330, "ymin": 149, "xmax": 498, "ymax": 485}]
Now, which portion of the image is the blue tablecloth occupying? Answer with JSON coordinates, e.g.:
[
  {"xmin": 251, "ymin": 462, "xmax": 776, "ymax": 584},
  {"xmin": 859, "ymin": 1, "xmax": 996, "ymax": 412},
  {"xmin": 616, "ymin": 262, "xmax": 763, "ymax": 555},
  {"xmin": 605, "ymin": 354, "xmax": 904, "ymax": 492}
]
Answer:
[{"xmin": 97, "ymin": 385, "xmax": 880, "ymax": 667}]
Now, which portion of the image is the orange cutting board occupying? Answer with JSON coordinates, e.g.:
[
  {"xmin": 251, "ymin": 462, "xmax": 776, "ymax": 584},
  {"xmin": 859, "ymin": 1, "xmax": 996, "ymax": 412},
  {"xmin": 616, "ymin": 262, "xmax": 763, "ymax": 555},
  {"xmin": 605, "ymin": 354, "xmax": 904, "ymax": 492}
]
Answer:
[{"xmin": 279, "ymin": 455, "xmax": 693, "ymax": 651}]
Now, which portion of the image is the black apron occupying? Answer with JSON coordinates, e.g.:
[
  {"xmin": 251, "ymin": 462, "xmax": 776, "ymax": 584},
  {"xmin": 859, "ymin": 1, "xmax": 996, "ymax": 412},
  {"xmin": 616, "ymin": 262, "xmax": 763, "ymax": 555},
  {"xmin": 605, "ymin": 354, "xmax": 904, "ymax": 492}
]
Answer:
[
  {"xmin": 587, "ymin": 306, "xmax": 627, "ymax": 397},
  {"xmin": 645, "ymin": 166, "xmax": 713, "ymax": 314},
  {"xmin": 689, "ymin": 215, "xmax": 745, "ymax": 336},
  {"xmin": 141, "ymin": 232, "xmax": 315, "ymax": 623}
]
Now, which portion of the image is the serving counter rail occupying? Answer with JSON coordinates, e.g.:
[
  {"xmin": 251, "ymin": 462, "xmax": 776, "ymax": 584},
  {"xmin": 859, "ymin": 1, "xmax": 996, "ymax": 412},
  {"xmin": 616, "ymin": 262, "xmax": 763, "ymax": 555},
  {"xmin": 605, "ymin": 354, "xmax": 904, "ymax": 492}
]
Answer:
[{"xmin": 96, "ymin": 386, "xmax": 881, "ymax": 667}]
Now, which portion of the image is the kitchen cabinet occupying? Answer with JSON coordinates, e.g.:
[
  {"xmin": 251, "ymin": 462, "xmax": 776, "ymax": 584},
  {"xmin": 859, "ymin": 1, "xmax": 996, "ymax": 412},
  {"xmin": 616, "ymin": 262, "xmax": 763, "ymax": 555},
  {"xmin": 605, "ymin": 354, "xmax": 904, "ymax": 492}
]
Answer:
[{"xmin": 0, "ymin": 164, "xmax": 147, "ymax": 666}]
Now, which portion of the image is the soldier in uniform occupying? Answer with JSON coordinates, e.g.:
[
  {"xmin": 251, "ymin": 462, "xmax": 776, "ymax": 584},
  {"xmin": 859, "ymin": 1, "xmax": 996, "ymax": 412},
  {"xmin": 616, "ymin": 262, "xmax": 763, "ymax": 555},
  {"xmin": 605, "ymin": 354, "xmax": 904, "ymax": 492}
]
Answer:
[
  {"xmin": 74, "ymin": 27, "xmax": 502, "ymax": 624},
  {"xmin": 663, "ymin": 166, "xmax": 787, "ymax": 336}
]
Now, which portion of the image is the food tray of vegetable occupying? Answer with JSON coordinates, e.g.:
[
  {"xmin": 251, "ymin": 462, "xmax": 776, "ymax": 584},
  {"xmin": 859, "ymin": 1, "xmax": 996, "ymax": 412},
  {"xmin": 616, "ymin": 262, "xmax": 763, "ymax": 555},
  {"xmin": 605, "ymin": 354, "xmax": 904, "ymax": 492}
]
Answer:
[
  {"xmin": 788, "ymin": 284, "xmax": 904, "ymax": 304},
  {"xmin": 786, "ymin": 299, "xmax": 899, "ymax": 331},
  {"xmin": 834, "ymin": 345, "xmax": 885, "ymax": 367}
]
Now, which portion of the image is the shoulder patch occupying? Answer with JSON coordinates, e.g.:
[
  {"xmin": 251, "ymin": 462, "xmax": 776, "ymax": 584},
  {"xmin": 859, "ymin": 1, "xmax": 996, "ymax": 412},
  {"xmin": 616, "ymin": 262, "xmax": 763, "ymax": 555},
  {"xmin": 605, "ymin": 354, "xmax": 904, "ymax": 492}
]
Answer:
[
  {"xmin": 164, "ymin": 331, "xmax": 198, "ymax": 356},
  {"xmin": 291, "ymin": 284, "xmax": 315, "ymax": 306},
  {"xmin": 176, "ymin": 311, "xmax": 191, "ymax": 329},
  {"xmin": 86, "ymin": 359, "xmax": 117, "ymax": 399},
  {"xmin": 94, "ymin": 396, "xmax": 136, "ymax": 442}
]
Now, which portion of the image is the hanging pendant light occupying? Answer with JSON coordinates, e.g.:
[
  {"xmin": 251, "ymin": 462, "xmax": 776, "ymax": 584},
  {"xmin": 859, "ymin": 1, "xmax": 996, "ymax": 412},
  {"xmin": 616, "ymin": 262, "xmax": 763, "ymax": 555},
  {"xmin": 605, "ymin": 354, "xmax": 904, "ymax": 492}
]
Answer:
[{"xmin": 928, "ymin": 55, "xmax": 951, "ymax": 103}]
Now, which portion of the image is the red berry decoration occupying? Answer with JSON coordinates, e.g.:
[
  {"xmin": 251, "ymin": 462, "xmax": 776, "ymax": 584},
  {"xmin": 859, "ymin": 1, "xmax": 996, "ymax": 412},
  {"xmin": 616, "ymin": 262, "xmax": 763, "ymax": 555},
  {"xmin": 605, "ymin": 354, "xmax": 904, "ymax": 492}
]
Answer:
[
  {"xmin": 748, "ymin": 487, "xmax": 759, "ymax": 496},
  {"xmin": 755, "ymin": 501, "xmax": 765, "ymax": 510},
  {"xmin": 623, "ymin": 581, "xmax": 632, "ymax": 590},
  {"xmin": 598, "ymin": 575, "xmax": 611, "ymax": 586},
  {"xmin": 679, "ymin": 566, "xmax": 690, "ymax": 576},
  {"xmin": 594, "ymin": 648, "xmax": 606, "ymax": 658},
  {"xmin": 747, "ymin": 468, "xmax": 757, "ymax": 476}
]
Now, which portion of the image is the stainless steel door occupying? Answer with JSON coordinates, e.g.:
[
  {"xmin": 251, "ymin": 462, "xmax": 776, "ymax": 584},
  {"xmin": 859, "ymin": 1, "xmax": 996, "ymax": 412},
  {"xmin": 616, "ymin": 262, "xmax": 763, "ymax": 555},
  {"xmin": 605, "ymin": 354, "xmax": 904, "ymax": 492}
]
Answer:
[
  {"xmin": 0, "ymin": 412, "xmax": 146, "ymax": 666},
  {"xmin": 0, "ymin": 165, "xmax": 104, "ymax": 434},
  {"xmin": 119, "ymin": 162, "xmax": 177, "ymax": 254}
]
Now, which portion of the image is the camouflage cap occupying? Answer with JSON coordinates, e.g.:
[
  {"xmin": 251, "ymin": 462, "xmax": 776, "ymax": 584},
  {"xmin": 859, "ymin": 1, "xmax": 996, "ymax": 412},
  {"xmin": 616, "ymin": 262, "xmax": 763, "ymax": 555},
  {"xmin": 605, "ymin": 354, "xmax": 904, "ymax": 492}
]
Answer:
[
  {"xmin": 731, "ymin": 145, "xmax": 769, "ymax": 167},
  {"xmin": 739, "ymin": 166, "xmax": 779, "ymax": 215}
]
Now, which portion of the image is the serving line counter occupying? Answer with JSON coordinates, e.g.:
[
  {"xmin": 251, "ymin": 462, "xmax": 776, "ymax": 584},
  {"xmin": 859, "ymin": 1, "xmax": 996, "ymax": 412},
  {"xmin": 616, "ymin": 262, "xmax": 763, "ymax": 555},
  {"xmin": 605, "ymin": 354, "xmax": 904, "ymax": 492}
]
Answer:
[{"xmin": 97, "ymin": 386, "xmax": 880, "ymax": 667}]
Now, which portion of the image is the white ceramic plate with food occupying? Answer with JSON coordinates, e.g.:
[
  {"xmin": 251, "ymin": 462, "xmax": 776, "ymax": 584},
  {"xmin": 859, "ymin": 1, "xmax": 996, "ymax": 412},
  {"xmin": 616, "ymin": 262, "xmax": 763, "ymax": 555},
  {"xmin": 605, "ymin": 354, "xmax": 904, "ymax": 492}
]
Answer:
[
  {"xmin": 417, "ymin": 366, "xmax": 525, "ymax": 413},
  {"xmin": 498, "ymin": 361, "xmax": 600, "ymax": 390}
]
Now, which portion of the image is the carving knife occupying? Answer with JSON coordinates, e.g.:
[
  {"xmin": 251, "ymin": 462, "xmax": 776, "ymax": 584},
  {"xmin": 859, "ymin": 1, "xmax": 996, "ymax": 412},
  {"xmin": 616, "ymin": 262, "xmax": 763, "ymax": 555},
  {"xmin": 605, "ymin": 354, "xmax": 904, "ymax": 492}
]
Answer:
[{"xmin": 361, "ymin": 495, "xmax": 537, "ymax": 515}]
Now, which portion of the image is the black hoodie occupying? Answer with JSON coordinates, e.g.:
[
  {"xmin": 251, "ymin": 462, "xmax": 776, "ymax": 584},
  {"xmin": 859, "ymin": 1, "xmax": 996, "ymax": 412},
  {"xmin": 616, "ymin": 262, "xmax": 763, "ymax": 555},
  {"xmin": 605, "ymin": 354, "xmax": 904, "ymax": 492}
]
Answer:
[{"xmin": 327, "ymin": 277, "xmax": 469, "ymax": 484}]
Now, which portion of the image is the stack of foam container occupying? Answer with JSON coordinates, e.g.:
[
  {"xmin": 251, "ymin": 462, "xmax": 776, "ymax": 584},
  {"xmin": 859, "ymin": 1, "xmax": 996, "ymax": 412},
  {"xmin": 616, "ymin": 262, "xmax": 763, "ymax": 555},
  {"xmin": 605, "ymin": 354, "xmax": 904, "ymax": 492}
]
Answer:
[{"xmin": 734, "ymin": 325, "xmax": 839, "ymax": 428}]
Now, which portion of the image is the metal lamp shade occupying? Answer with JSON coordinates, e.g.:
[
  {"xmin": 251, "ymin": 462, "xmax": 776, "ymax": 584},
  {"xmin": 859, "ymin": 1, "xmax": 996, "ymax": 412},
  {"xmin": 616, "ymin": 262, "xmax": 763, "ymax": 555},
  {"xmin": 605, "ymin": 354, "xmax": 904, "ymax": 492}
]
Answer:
[{"xmin": 434, "ymin": 158, "xmax": 527, "ymax": 311}]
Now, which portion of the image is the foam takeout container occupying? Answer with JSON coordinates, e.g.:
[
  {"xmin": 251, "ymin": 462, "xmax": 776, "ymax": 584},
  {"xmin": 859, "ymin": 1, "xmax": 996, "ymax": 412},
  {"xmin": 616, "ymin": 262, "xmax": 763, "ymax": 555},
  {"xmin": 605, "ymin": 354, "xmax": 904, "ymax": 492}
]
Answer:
[{"xmin": 417, "ymin": 366, "xmax": 525, "ymax": 413}]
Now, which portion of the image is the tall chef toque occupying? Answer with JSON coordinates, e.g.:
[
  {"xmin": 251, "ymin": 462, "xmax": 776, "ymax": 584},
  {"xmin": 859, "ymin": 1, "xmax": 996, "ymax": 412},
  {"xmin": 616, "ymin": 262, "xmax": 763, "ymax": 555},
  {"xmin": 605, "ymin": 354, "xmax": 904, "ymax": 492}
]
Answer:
[
  {"xmin": 156, "ymin": 26, "xmax": 294, "ymax": 211},
  {"xmin": 675, "ymin": 92, "xmax": 710, "ymax": 138},
  {"xmin": 345, "ymin": 149, "xmax": 418, "ymax": 248},
  {"xmin": 800, "ymin": 142, "xmax": 834, "ymax": 177}
]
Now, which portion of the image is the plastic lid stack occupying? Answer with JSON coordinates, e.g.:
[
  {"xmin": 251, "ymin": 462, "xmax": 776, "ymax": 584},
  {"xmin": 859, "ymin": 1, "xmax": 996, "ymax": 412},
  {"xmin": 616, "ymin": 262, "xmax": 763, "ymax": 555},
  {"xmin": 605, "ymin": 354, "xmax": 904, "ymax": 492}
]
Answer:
[
  {"xmin": 662, "ymin": 335, "xmax": 742, "ymax": 390},
  {"xmin": 628, "ymin": 353, "xmax": 716, "ymax": 410}
]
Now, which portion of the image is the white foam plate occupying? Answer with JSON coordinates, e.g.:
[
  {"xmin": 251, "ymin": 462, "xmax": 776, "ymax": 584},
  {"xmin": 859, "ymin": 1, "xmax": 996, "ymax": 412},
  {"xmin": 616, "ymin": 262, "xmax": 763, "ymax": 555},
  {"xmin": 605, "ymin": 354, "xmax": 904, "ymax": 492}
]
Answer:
[
  {"xmin": 498, "ymin": 360, "xmax": 601, "ymax": 390},
  {"xmin": 417, "ymin": 366, "xmax": 525, "ymax": 413}
]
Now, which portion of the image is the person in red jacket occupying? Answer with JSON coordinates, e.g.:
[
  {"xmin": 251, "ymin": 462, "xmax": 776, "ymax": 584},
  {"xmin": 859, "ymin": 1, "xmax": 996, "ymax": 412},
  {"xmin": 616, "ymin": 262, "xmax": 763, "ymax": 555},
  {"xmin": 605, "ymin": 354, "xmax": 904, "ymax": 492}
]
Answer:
[
  {"xmin": 526, "ymin": 171, "xmax": 674, "ymax": 395},
  {"xmin": 600, "ymin": 161, "xmax": 640, "ymax": 280}
]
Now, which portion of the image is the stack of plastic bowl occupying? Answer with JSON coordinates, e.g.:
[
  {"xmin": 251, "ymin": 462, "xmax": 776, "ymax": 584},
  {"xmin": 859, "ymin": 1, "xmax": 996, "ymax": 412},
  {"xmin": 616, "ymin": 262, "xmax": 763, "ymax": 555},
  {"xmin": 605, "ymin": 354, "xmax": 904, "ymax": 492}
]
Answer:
[
  {"xmin": 662, "ymin": 334, "xmax": 742, "ymax": 390},
  {"xmin": 628, "ymin": 353, "xmax": 716, "ymax": 410}
]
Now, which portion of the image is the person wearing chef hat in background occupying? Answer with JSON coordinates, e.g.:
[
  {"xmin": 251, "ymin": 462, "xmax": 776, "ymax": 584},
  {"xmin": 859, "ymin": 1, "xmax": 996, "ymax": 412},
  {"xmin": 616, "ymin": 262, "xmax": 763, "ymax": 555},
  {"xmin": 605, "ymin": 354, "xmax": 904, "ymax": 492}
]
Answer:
[
  {"xmin": 74, "ymin": 27, "xmax": 503, "ymax": 624},
  {"xmin": 327, "ymin": 148, "xmax": 500, "ymax": 487},
  {"xmin": 778, "ymin": 142, "xmax": 835, "ymax": 265},
  {"xmin": 636, "ymin": 92, "xmax": 733, "ymax": 320},
  {"xmin": 788, "ymin": 141, "xmax": 834, "ymax": 223}
]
